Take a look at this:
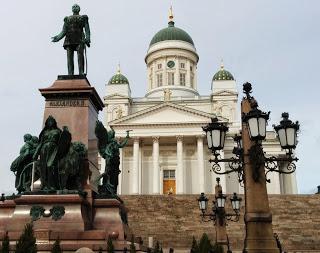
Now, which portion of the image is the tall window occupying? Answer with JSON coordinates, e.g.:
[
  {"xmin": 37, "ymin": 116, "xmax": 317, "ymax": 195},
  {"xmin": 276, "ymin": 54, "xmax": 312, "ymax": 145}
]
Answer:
[
  {"xmin": 157, "ymin": 63, "xmax": 162, "ymax": 70},
  {"xmin": 157, "ymin": 73, "xmax": 163, "ymax": 86},
  {"xmin": 180, "ymin": 73, "xmax": 186, "ymax": 86},
  {"xmin": 168, "ymin": 72, "xmax": 174, "ymax": 85},
  {"xmin": 180, "ymin": 63, "xmax": 185, "ymax": 69}
]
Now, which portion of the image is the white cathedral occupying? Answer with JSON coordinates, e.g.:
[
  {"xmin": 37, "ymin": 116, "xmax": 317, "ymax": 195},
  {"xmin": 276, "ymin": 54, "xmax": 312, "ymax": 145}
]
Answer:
[{"xmin": 101, "ymin": 10, "xmax": 297, "ymax": 195}]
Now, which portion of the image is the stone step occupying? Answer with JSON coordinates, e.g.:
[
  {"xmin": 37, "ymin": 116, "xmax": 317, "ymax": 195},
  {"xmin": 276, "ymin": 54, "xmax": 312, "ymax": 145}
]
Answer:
[{"xmin": 121, "ymin": 194, "xmax": 320, "ymax": 252}]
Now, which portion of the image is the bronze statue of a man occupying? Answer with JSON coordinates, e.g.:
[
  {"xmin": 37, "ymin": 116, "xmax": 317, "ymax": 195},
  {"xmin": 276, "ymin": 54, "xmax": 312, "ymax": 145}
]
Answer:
[{"xmin": 52, "ymin": 4, "xmax": 90, "ymax": 75}]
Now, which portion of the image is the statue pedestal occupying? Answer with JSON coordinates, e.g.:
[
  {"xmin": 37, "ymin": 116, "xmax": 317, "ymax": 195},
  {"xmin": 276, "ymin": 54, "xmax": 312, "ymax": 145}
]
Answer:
[
  {"xmin": 39, "ymin": 75, "xmax": 104, "ymax": 191},
  {"xmin": 0, "ymin": 194, "xmax": 140, "ymax": 252},
  {"xmin": 6, "ymin": 194, "xmax": 91, "ymax": 232}
]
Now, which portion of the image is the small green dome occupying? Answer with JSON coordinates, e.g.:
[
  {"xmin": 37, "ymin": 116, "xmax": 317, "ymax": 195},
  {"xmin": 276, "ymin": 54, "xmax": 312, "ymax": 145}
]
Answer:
[
  {"xmin": 108, "ymin": 70, "xmax": 129, "ymax": 85},
  {"xmin": 150, "ymin": 21, "xmax": 194, "ymax": 46},
  {"xmin": 212, "ymin": 63, "xmax": 234, "ymax": 81}
]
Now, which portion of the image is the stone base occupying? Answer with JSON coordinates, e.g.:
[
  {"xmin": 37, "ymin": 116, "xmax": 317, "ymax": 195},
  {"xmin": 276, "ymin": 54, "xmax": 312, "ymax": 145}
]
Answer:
[{"xmin": 0, "ymin": 193, "xmax": 141, "ymax": 252}]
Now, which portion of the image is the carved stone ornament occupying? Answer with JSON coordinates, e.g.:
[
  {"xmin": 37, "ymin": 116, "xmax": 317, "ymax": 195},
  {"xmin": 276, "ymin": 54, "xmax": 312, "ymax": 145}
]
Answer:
[
  {"xmin": 30, "ymin": 205, "xmax": 45, "ymax": 221},
  {"xmin": 30, "ymin": 205, "xmax": 65, "ymax": 221},
  {"xmin": 50, "ymin": 206, "xmax": 66, "ymax": 221}
]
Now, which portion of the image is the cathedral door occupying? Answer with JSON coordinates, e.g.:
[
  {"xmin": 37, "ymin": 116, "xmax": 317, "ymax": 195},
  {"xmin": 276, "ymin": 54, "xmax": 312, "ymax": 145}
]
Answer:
[{"xmin": 163, "ymin": 170, "xmax": 176, "ymax": 194}]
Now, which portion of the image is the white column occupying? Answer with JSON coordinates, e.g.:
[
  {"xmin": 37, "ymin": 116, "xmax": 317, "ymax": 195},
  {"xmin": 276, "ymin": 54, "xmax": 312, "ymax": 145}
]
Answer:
[
  {"xmin": 138, "ymin": 142, "xmax": 142, "ymax": 194},
  {"xmin": 131, "ymin": 137, "xmax": 139, "ymax": 194},
  {"xmin": 197, "ymin": 136, "xmax": 205, "ymax": 193},
  {"xmin": 118, "ymin": 148, "xmax": 123, "ymax": 194},
  {"xmin": 152, "ymin": 136, "xmax": 160, "ymax": 194},
  {"xmin": 176, "ymin": 135, "xmax": 184, "ymax": 194}
]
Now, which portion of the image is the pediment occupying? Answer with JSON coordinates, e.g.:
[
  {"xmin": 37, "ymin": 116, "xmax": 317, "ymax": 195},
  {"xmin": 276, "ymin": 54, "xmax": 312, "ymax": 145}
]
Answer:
[
  {"xmin": 212, "ymin": 90, "xmax": 238, "ymax": 96},
  {"xmin": 110, "ymin": 102, "xmax": 227, "ymax": 126},
  {"xmin": 104, "ymin": 93, "xmax": 129, "ymax": 99}
]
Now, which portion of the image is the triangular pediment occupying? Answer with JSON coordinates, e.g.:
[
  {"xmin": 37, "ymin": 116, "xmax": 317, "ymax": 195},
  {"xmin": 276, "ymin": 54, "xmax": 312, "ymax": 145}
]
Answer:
[
  {"xmin": 212, "ymin": 90, "xmax": 238, "ymax": 96},
  {"xmin": 104, "ymin": 93, "xmax": 130, "ymax": 99},
  {"xmin": 110, "ymin": 102, "xmax": 227, "ymax": 126}
]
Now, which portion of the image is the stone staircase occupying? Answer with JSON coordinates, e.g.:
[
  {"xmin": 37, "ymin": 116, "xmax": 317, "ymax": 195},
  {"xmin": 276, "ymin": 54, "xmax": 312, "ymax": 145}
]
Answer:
[{"xmin": 121, "ymin": 194, "xmax": 320, "ymax": 252}]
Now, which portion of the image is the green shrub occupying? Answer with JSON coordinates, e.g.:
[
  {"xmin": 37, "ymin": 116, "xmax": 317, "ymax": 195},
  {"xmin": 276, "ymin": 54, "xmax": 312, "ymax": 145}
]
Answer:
[
  {"xmin": 153, "ymin": 241, "xmax": 161, "ymax": 253},
  {"xmin": 190, "ymin": 236, "xmax": 199, "ymax": 253},
  {"xmin": 130, "ymin": 235, "xmax": 136, "ymax": 253},
  {"xmin": 1, "ymin": 232, "xmax": 10, "ymax": 253},
  {"xmin": 107, "ymin": 236, "xmax": 114, "ymax": 253},
  {"xmin": 15, "ymin": 223, "xmax": 37, "ymax": 253},
  {"xmin": 198, "ymin": 233, "xmax": 212, "ymax": 253},
  {"xmin": 51, "ymin": 237, "xmax": 62, "ymax": 253}
]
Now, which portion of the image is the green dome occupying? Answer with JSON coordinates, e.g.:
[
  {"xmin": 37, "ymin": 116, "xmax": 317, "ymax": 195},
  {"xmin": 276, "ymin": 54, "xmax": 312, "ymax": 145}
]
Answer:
[
  {"xmin": 108, "ymin": 71, "xmax": 129, "ymax": 85},
  {"xmin": 150, "ymin": 21, "xmax": 194, "ymax": 46},
  {"xmin": 212, "ymin": 64, "xmax": 234, "ymax": 81}
]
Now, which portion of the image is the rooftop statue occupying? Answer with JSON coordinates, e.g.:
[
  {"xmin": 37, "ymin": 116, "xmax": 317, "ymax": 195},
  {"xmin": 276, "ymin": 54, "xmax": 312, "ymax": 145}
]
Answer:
[
  {"xmin": 52, "ymin": 4, "xmax": 91, "ymax": 75},
  {"xmin": 95, "ymin": 121, "xmax": 130, "ymax": 195}
]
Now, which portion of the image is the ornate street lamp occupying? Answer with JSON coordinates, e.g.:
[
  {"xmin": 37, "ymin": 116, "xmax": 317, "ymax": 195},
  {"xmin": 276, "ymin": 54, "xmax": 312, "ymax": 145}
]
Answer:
[
  {"xmin": 201, "ymin": 82, "xmax": 300, "ymax": 253},
  {"xmin": 198, "ymin": 178, "xmax": 241, "ymax": 224}
]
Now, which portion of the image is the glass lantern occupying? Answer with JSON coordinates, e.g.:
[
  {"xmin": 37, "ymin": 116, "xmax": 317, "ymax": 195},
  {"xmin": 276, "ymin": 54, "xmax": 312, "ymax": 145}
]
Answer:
[
  {"xmin": 215, "ymin": 193, "xmax": 226, "ymax": 208},
  {"xmin": 243, "ymin": 108, "xmax": 270, "ymax": 141},
  {"xmin": 202, "ymin": 118, "xmax": 229, "ymax": 151},
  {"xmin": 274, "ymin": 112, "xmax": 299, "ymax": 150},
  {"xmin": 197, "ymin": 193, "xmax": 208, "ymax": 212},
  {"xmin": 230, "ymin": 192, "xmax": 242, "ymax": 211}
]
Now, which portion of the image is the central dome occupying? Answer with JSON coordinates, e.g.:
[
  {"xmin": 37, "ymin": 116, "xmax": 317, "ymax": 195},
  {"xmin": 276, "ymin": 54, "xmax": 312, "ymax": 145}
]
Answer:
[{"xmin": 149, "ymin": 21, "xmax": 194, "ymax": 46}]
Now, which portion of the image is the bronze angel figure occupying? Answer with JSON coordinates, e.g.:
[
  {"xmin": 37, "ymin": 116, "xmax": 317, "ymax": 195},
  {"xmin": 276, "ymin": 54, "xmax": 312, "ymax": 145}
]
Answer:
[{"xmin": 95, "ymin": 121, "xmax": 130, "ymax": 195}]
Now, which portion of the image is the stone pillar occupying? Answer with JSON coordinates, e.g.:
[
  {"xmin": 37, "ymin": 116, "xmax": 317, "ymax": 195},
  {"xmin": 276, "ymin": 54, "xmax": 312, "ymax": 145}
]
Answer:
[
  {"xmin": 241, "ymin": 97, "xmax": 278, "ymax": 253},
  {"xmin": 152, "ymin": 136, "xmax": 160, "ymax": 194},
  {"xmin": 131, "ymin": 137, "xmax": 140, "ymax": 194},
  {"xmin": 215, "ymin": 181, "xmax": 228, "ymax": 246},
  {"xmin": 197, "ymin": 135, "xmax": 205, "ymax": 193},
  {"xmin": 176, "ymin": 135, "xmax": 184, "ymax": 194},
  {"xmin": 39, "ymin": 76, "xmax": 104, "ymax": 191}
]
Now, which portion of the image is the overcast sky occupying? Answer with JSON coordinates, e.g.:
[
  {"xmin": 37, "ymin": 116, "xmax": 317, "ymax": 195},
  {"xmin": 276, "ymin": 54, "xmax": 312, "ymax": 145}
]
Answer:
[{"xmin": 0, "ymin": 1, "xmax": 319, "ymax": 194}]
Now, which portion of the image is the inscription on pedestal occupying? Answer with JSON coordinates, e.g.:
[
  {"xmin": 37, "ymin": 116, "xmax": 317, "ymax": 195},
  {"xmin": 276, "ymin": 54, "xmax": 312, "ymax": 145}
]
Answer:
[{"xmin": 49, "ymin": 100, "xmax": 86, "ymax": 107}]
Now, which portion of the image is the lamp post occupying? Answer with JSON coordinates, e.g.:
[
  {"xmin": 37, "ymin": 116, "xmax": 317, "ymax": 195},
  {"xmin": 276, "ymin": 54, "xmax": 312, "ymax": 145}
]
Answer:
[
  {"xmin": 202, "ymin": 82, "xmax": 299, "ymax": 253},
  {"xmin": 198, "ymin": 178, "xmax": 241, "ymax": 252}
]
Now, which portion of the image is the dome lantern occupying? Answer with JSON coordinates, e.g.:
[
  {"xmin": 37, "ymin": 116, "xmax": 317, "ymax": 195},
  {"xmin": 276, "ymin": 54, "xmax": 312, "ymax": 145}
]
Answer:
[
  {"xmin": 212, "ymin": 60, "xmax": 235, "ymax": 81},
  {"xmin": 108, "ymin": 64, "xmax": 129, "ymax": 85}
]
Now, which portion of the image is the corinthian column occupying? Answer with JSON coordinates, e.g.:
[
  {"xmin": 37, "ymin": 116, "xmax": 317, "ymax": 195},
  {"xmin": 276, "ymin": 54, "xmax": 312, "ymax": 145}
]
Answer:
[
  {"xmin": 152, "ymin": 136, "xmax": 160, "ymax": 194},
  {"xmin": 197, "ymin": 135, "xmax": 205, "ymax": 193},
  {"xmin": 176, "ymin": 135, "xmax": 184, "ymax": 194},
  {"xmin": 131, "ymin": 137, "xmax": 140, "ymax": 194}
]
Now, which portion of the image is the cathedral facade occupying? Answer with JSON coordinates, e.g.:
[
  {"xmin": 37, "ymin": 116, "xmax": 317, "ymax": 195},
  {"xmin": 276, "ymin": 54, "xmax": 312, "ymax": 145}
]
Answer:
[{"xmin": 102, "ymin": 11, "xmax": 297, "ymax": 195}]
